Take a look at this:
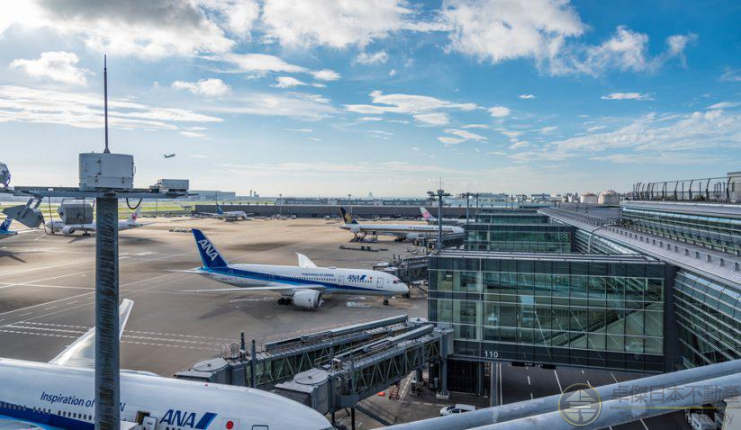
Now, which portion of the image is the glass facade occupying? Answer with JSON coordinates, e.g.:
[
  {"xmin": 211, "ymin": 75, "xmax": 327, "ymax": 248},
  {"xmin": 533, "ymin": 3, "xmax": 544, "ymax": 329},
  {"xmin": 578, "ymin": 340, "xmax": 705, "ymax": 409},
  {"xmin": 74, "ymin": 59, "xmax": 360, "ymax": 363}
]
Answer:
[
  {"xmin": 623, "ymin": 207, "xmax": 741, "ymax": 254},
  {"xmin": 673, "ymin": 270, "xmax": 741, "ymax": 367},
  {"xmin": 429, "ymin": 252, "xmax": 668, "ymax": 372},
  {"xmin": 465, "ymin": 224, "xmax": 574, "ymax": 252},
  {"xmin": 474, "ymin": 214, "xmax": 550, "ymax": 224}
]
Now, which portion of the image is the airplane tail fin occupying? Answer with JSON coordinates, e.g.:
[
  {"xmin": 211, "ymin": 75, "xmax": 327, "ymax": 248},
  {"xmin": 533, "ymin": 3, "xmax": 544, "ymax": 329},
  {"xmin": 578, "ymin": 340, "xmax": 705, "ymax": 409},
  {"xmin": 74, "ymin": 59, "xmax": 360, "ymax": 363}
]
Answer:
[
  {"xmin": 0, "ymin": 217, "xmax": 11, "ymax": 232},
  {"xmin": 340, "ymin": 207, "xmax": 358, "ymax": 225},
  {"xmin": 192, "ymin": 229, "xmax": 228, "ymax": 268},
  {"xmin": 216, "ymin": 203, "xmax": 224, "ymax": 216},
  {"xmin": 127, "ymin": 207, "xmax": 141, "ymax": 223},
  {"xmin": 420, "ymin": 207, "xmax": 436, "ymax": 222}
]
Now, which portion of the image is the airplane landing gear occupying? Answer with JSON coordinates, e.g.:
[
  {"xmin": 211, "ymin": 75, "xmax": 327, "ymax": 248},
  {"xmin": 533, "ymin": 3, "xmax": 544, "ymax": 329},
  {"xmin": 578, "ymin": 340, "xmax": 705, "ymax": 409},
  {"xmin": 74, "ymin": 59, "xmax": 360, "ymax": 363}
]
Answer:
[
  {"xmin": 277, "ymin": 297, "xmax": 292, "ymax": 305},
  {"xmin": 383, "ymin": 299, "xmax": 389, "ymax": 306}
]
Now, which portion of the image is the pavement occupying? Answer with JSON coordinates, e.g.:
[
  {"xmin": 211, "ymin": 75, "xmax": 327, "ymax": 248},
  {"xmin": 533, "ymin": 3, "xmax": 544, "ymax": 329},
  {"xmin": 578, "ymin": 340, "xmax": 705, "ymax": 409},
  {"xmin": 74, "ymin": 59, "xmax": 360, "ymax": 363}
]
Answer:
[{"xmin": 0, "ymin": 217, "xmax": 426, "ymax": 376}]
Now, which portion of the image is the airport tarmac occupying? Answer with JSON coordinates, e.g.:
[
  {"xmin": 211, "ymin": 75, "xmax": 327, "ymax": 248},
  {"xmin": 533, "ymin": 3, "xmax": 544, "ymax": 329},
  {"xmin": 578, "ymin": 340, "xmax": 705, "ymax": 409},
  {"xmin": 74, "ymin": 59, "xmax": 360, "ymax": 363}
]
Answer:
[{"xmin": 0, "ymin": 217, "xmax": 427, "ymax": 376}]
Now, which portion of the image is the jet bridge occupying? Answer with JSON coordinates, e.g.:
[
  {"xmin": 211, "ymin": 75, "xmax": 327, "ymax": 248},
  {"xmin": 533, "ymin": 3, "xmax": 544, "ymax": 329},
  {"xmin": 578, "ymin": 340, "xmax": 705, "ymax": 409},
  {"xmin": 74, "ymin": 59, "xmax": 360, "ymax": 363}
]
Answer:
[{"xmin": 174, "ymin": 314, "xmax": 452, "ymax": 417}]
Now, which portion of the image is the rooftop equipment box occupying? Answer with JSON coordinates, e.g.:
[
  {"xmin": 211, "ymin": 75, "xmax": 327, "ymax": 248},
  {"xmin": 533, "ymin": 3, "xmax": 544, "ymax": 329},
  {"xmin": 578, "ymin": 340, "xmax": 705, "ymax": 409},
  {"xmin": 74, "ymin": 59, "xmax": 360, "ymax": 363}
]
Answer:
[{"xmin": 79, "ymin": 153, "xmax": 134, "ymax": 191}]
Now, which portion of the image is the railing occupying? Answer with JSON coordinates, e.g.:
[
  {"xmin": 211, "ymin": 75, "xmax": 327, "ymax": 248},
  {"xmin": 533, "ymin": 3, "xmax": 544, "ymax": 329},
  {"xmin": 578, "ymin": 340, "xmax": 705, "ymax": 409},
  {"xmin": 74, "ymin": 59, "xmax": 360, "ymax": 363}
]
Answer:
[{"xmin": 633, "ymin": 175, "xmax": 737, "ymax": 203}]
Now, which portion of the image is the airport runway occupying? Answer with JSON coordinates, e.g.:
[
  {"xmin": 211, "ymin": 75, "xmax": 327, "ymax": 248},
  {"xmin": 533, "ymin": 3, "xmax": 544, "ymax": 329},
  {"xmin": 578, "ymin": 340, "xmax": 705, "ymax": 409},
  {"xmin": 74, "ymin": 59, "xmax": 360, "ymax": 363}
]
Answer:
[{"xmin": 0, "ymin": 217, "xmax": 427, "ymax": 376}]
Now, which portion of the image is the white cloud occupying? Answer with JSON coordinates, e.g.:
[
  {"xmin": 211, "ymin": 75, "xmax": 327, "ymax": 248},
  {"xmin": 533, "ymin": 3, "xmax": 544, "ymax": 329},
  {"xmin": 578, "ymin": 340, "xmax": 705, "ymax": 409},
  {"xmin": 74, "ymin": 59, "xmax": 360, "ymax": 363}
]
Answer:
[
  {"xmin": 10, "ymin": 51, "xmax": 91, "ymax": 86},
  {"xmin": 172, "ymin": 78, "xmax": 231, "ymax": 96},
  {"xmin": 509, "ymin": 141, "xmax": 529, "ymax": 150},
  {"xmin": 261, "ymin": 0, "xmax": 412, "ymax": 48},
  {"xmin": 499, "ymin": 130, "xmax": 522, "ymax": 139},
  {"xmin": 442, "ymin": 0, "xmax": 585, "ymax": 63},
  {"xmin": 2, "ymin": 0, "xmax": 235, "ymax": 58},
  {"xmin": 0, "ymin": 85, "xmax": 222, "ymax": 130},
  {"xmin": 540, "ymin": 126, "xmax": 558, "ymax": 134},
  {"xmin": 519, "ymin": 94, "xmax": 536, "ymax": 99},
  {"xmin": 438, "ymin": 136, "xmax": 465, "ymax": 145},
  {"xmin": 345, "ymin": 91, "xmax": 477, "ymax": 126},
  {"xmin": 444, "ymin": 128, "xmax": 486, "ymax": 141},
  {"xmin": 462, "ymin": 124, "xmax": 490, "ymax": 129},
  {"xmin": 312, "ymin": 69, "xmax": 341, "ymax": 81},
  {"xmin": 359, "ymin": 116, "xmax": 383, "ymax": 121},
  {"xmin": 199, "ymin": 0, "xmax": 259, "ymax": 38},
  {"xmin": 203, "ymin": 92, "xmax": 337, "ymax": 120},
  {"xmin": 721, "ymin": 68, "xmax": 741, "ymax": 83},
  {"xmin": 488, "ymin": 106, "xmax": 511, "ymax": 117},
  {"xmin": 389, "ymin": 69, "xmax": 398, "ymax": 76},
  {"xmin": 355, "ymin": 51, "xmax": 389, "ymax": 65},
  {"xmin": 707, "ymin": 102, "xmax": 739, "ymax": 110},
  {"xmin": 286, "ymin": 128, "xmax": 313, "ymax": 133},
  {"xmin": 587, "ymin": 125, "xmax": 606, "ymax": 133},
  {"xmin": 180, "ymin": 131, "xmax": 207, "ymax": 138},
  {"xmin": 601, "ymin": 92, "xmax": 653, "ymax": 101},
  {"xmin": 551, "ymin": 27, "xmax": 695, "ymax": 76},
  {"xmin": 415, "ymin": 113, "xmax": 450, "ymax": 126},
  {"xmin": 272, "ymin": 76, "xmax": 308, "ymax": 88}
]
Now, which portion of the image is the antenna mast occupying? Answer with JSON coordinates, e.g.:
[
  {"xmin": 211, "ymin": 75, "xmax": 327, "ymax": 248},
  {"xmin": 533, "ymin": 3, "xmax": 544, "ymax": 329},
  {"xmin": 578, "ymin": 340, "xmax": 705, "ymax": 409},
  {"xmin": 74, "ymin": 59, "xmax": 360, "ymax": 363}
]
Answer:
[{"xmin": 104, "ymin": 55, "xmax": 110, "ymax": 154}]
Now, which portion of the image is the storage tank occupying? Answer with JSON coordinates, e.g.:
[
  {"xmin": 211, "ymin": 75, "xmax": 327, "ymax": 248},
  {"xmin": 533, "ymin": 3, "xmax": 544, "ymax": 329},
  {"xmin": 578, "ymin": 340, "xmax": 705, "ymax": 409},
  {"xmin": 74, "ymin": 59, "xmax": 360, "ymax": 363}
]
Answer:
[
  {"xmin": 580, "ymin": 192, "xmax": 598, "ymax": 204},
  {"xmin": 598, "ymin": 189, "xmax": 620, "ymax": 206}
]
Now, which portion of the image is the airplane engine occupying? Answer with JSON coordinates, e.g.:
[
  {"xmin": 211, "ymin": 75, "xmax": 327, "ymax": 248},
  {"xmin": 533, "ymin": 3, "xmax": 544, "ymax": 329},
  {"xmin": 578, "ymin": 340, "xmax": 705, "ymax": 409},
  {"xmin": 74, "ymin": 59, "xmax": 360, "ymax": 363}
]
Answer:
[
  {"xmin": 406, "ymin": 233, "xmax": 421, "ymax": 241},
  {"xmin": 62, "ymin": 225, "xmax": 77, "ymax": 235},
  {"xmin": 350, "ymin": 226, "xmax": 361, "ymax": 234},
  {"xmin": 292, "ymin": 290, "xmax": 323, "ymax": 309}
]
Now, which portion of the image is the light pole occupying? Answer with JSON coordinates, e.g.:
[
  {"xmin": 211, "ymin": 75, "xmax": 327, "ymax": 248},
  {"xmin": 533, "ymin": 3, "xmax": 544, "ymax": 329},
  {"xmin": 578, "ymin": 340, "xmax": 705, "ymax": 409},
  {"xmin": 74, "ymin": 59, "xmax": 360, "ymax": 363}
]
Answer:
[
  {"xmin": 428, "ymin": 188, "xmax": 451, "ymax": 250},
  {"xmin": 348, "ymin": 194, "xmax": 352, "ymax": 215},
  {"xmin": 462, "ymin": 192, "xmax": 473, "ymax": 224},
  {"xmin": 278, "ymin": 193, "xmax": 283, "ymax": 217}
]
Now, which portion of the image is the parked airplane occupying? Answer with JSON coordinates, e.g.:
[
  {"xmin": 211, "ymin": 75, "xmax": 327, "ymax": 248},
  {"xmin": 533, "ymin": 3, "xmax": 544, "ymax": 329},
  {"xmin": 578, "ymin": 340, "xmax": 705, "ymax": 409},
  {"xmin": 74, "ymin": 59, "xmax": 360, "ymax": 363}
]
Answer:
[
  {"xmin": 339, "ymin": 207, "xmax": 463, "ymax": 241},
  {"xmin": 46, "ymin": 207, "xmax": 150, "ymax": 235},
  {"xmin": 199, "ymin": 204, "xmax": 251, "ymax": 222},
  {"xmin": 0, "ymin": 217, "xmax": 17, "ymax": 240},
  {"xmin": 163, "ymin": 153, "xmax": 176, "ymax": 158},
  {"xmin": 186, "ymin": 229, "xmax": 408, "ymax": 307},
  {"xmin": 420, "ymin": 207, "xmax": 465, "ymax": 225},
  {"xmin": 0, "ymin": 300, "xmax": 332, "ymax": 430}
]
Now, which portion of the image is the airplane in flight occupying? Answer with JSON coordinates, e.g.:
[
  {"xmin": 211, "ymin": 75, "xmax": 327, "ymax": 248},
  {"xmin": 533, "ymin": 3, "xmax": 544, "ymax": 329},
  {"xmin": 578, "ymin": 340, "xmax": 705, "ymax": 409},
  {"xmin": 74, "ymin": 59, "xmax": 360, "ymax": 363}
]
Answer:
[
  {"xmin": 420, "ymin": 207, "xmax": 465, "ymax": 225},
  {"xmin": 163, "ymin": 153, "xmax": 176, "ymax": 158},
  {"xmin": 46, "ymin": 207, "xmax": 151, "ymax": 235},
  {"xmin": 186, "ymin": 229, "xmax": 409, "ymax": 307},
  {"xmin": 199, "ymin": 204, "xmax": 251, "ymax": 222},
  {"xmin": 339, "ymin": 207, "xmax": 463, "ymax": 241},
  {"xmin": 0, "ymin": 300, "xmax": 333, "ymax": 430}
]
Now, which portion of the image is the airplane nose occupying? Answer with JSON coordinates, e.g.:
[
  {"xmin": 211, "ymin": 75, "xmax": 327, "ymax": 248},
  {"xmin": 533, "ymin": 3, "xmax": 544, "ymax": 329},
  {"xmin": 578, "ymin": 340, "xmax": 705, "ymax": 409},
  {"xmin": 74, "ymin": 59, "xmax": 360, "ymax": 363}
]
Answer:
[{"xmin": 400, "ymin": 283, "xmax": 409, "ymax": 294}]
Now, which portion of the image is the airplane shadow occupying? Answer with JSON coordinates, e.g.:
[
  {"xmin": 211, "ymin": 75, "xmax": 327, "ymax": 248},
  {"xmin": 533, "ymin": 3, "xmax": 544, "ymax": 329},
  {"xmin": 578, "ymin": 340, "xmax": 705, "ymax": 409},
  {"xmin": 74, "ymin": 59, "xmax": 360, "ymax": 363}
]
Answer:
[{"xmin": 0, "ymin": 249, "xmax": 26, "ymax": 263}]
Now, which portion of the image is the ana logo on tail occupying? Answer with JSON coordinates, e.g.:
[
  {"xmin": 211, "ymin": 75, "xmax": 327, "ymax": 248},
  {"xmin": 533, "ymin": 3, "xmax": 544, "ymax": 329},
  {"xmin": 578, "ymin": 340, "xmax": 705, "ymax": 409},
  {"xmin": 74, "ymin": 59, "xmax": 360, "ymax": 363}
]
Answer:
[{"xmin": 198, "ymin": 239, "xmax": 220, "ymax": 261}]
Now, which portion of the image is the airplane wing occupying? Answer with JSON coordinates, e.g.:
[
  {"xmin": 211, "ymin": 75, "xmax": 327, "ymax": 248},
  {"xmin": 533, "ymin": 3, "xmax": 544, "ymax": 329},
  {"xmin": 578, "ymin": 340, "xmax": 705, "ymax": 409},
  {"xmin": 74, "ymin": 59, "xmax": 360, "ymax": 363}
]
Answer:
[
  {"xmin": 296, "ymin": 253, "xmax": 318, "ymax": 268},
  {"xmin": 49, "ymin": 299, "xmax": 134, "ymax": 368},
  {"xmin": 186, "ymin": 284, "xmax": 325, "ymax": 294},
  {"xmin": 0, "ymin": 417, "xmax": 65, "ymax": 430}
]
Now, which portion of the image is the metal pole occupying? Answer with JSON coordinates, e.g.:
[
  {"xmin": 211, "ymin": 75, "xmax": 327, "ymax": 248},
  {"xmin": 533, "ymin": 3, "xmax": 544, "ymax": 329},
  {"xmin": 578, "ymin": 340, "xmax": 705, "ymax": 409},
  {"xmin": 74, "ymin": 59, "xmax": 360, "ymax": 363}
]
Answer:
[
  {"xmin": 385, "ymin": 359, "xmax": 741, "ymax": 430},
  {"xmin": 351, "ymin": 407, "xmax": 356, "ymax": 430},
  {"xmin": 465, "ymin": 193, "xmax": 470, "ymax": 224},
  {"xmin": 103, "ymin": 57, "xmax": 109, "ymax": 154},
  {"xmin": 437, "ymin": 191, "xmax": 443, "ymax": 250},
  {"xmin": 250, "ymin": 338, "xmax": 257, "ymax": 388},
  {"xmin": 95, "ymin": 196, "xmax": 119, "ymax": 430}
]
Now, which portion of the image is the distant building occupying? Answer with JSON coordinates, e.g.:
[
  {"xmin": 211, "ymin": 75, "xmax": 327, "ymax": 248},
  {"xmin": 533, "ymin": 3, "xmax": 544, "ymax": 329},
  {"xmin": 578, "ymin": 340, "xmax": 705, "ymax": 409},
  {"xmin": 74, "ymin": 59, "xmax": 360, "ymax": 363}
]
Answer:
[{"xmin": 188, "ymin": 190, "xmax": 237, "ymax": 201}]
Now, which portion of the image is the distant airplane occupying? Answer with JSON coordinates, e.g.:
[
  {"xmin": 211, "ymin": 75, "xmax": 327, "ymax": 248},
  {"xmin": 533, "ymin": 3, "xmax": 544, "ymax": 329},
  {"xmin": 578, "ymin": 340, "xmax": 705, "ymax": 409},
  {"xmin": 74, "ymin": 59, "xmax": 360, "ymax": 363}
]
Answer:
[
  {"xmin": 199, "ymin": 203, "xmax": 252, "ymax": 222},
  {"xmin": 46, "ymin": 207, "xmax": 152, "ymax": 235},
  {"xmin": 420, "ymin": 207, "xmax": 465, "ymax": 225},
  {"xmin": 163, "ymin": 153, "xmax": 176, "ymax": 158},
  {"xmin": 184, "ymin": 229, "xmax": 408, "ymax": 307},
  {"xmin": 0, "ymin": 299, "xmax": 333, "ymax": 430},
  {"xmin": 339, "ymin": 207, "xmax": 463, "ymax": 241}
]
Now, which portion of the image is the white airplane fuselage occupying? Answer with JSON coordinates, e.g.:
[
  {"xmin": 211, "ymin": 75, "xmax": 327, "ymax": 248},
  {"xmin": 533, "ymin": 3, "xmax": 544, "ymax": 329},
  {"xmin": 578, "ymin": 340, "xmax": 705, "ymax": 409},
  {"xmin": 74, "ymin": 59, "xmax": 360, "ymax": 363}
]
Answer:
[
  {"xmin": 46, "ymin": 220, "xmax": 143, "ymax": 235},
  {"xmin": 340, "ymin": 222, "xmax": 463, "ymax": 239},
  {"xmin": 198, "ymin": 263, "xmax": 408, "ymax": 297},
  {"xmin": 0, "ymin": 358, "xmax": 331, "ymax": 430}
]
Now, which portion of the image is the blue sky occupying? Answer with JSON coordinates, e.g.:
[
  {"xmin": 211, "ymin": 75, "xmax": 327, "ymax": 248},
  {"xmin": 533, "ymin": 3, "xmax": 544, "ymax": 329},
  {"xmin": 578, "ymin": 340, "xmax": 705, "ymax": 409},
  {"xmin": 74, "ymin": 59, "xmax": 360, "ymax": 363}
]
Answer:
[{"xmin": 0, "ymin": 0, "xmax": 739, "ymax": 197}]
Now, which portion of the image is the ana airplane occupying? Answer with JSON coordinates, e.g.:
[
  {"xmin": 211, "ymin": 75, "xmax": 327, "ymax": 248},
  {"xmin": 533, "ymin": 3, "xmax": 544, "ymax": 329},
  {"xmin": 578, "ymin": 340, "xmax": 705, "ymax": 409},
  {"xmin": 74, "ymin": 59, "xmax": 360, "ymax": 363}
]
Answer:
[
  {"xmin": 163, "ymin": 153, "xmax": 176, "ymax": 159},
  {"xmin": 339, "ymin": 207, "xmax": 463, "ymax": 241},
  {"xmin": 420, "ymin": 207, "xmax": 465, "ymax": 225},
  {"xmin": 46, "ymin": 207, "xmax": 151, "ymax": 235},
  {"xmin": 0, "ymin": 300, "xmax": 332, "ymax": 430},
  {"xmin": 200, "ymin": 204, "xmax": 251, "ymax": 222},
  {"xmin": 0, "ymin": 217, "xmax": 17, "ymax": 240},
  {"xmin": 186, "ymin": 229, "xmax": 409, "ymax": 308}
]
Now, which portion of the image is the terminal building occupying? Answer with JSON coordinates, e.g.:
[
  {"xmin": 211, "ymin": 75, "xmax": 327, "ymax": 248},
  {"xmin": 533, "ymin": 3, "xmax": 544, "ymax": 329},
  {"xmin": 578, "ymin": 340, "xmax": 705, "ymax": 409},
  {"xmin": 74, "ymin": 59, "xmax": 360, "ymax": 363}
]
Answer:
[{"xmin": 428, "ymin": 174, "xmax": 741, "ymax": 395}]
